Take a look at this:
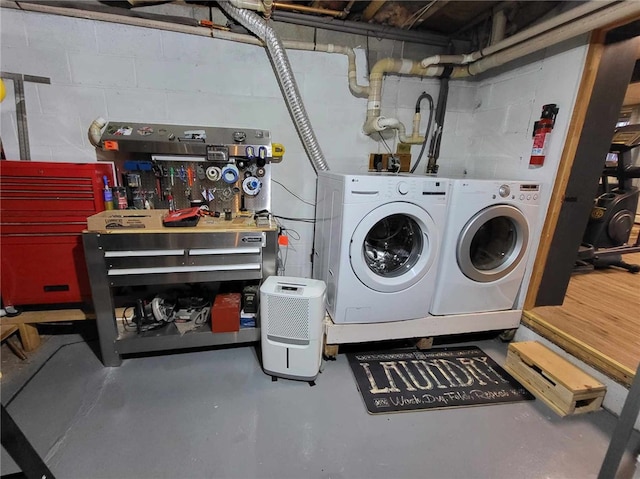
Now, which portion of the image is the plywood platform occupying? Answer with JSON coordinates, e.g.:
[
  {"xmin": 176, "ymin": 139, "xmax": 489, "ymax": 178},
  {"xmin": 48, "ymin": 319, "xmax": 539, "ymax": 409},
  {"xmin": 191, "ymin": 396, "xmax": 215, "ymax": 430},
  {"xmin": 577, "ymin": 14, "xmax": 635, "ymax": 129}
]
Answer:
[{"xmin": 525, "ymin": 249, "xmax": 640, "ymax": 387}]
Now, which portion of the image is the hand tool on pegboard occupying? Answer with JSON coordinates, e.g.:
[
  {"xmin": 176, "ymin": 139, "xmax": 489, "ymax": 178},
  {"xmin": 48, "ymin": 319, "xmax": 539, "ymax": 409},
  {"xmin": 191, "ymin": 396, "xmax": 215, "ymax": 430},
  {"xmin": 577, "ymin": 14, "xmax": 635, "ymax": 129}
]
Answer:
[{"xmin": 153, "ymin": 162, "xmax": 164, "ymax": 200}]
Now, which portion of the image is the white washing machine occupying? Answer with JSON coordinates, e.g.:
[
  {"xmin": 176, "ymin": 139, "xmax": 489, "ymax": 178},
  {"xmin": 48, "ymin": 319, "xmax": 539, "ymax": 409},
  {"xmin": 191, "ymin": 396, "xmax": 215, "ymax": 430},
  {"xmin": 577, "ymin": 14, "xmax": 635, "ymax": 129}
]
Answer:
[
  {"xmin": 313, "ymin": 171, "xmax": 449, "ymax": 324},
  {"xmin": 430, "ymin": 179, "xmax": 542, "ymax": 315}
]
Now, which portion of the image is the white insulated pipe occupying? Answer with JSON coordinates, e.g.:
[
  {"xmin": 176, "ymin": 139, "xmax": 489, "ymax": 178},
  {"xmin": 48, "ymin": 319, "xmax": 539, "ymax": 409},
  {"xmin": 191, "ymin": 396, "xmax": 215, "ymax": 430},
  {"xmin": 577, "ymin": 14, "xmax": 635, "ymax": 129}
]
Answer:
[
  {"xmin": 370, "ymin": 0, "xmax": 638, "ymax": 141},
  {"xmin": 88, "ymin": 117, "xmax": 107, "ymax": 147},
  {"xmin": 453, "ymin": 0, "xmax": 640, "ymax": 78},
  {"xmin": 490, "ymin": 8, "xmax": 507, "ymax": 45},
  {"xmin": 263, "ymin": 0, "xmax": 273, "ymax": 20},
  {"xmin": 284, "ymin": 41, "xmax": 369, "ymax": 97},
  {"xmin": 467, "ymin": 0, "xmax": 616, "ymax": 63},
  {"xmin": 363, "ymin": 56, "xmax": 457, "ymax": 142},
  {"xmin": 227, "ymin": 0, "xmax": 265, "ymax": 13}
]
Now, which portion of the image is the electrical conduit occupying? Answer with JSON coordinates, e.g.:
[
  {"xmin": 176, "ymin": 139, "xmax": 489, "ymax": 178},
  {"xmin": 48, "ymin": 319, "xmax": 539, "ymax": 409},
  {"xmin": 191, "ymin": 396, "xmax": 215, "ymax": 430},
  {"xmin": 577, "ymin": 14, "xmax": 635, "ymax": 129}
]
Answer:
[{"xmin": 219, "ymin": 0, "xmax": 329, "ymax": 172}]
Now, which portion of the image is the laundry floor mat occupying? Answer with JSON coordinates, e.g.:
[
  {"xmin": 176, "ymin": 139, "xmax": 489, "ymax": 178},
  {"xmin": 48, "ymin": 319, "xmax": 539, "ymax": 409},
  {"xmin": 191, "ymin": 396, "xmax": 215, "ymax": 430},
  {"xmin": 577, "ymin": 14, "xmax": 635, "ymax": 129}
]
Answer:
[{"xmin": 347, "ymin": 346, "xmax": 534, "ymax": 414}]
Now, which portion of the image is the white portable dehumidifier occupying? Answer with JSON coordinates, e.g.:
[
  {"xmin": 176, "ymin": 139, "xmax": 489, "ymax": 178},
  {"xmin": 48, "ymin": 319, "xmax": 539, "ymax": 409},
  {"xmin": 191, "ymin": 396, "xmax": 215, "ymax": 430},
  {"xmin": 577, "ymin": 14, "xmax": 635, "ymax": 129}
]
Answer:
[{"xmin": 260, "ymin": 276, "xmax": 326, "ymax": 382}]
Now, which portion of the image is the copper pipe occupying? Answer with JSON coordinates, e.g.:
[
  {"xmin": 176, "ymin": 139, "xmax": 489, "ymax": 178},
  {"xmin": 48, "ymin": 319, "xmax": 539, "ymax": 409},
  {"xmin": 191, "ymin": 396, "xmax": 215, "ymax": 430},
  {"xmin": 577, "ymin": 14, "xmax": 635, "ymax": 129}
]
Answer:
[{"xmin": 273, "ymin": 2, "xmax": 342, "ymax": 17}]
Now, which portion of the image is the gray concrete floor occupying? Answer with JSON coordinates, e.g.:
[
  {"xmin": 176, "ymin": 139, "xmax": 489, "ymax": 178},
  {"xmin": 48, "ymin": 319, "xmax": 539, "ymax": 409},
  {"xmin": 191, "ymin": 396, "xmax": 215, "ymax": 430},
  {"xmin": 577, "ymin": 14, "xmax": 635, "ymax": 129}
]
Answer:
[{"xmin": 1, "ymin": 326, "xmax": 639, "ymax": 479}]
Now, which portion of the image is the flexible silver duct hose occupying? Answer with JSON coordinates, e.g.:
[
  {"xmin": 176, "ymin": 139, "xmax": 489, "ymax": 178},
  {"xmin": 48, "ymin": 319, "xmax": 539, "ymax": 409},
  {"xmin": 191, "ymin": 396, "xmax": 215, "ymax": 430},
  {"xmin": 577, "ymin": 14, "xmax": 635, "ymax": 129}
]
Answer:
[{"xmin": 219, "ymin": 1, "xmax": 329, "ymax": 172}]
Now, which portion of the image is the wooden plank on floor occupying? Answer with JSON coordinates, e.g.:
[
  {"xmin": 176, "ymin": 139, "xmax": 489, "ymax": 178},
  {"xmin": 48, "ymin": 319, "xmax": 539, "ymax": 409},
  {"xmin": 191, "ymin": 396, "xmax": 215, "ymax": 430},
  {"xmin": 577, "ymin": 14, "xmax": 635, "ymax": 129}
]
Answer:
[{"xmin": 1, "ymin": 309, "xmax": 95, "ymax": 325}]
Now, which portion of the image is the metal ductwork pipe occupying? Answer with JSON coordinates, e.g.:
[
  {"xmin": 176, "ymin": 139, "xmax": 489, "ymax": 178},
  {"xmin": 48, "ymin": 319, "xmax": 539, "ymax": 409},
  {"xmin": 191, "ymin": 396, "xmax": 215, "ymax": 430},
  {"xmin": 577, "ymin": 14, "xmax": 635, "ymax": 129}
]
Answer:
[{"xmin": 218, "ymin": 1, "xmax": 329, "ymax": 172}]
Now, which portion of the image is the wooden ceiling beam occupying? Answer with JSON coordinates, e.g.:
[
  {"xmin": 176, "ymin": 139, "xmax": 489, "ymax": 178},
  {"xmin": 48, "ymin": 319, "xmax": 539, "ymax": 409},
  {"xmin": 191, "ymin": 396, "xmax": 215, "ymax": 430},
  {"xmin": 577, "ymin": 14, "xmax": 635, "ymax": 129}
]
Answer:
[{"xmin": 362, "ymin": 1, "xmax": 387, "ymax": 22}]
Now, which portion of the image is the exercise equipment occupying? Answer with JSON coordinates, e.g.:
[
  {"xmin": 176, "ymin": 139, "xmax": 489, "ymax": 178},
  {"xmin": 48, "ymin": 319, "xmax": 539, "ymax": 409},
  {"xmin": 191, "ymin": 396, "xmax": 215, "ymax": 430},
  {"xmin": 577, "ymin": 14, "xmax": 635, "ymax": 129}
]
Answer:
[{"xmin": 576, "ymin": 124, "xmax": 640, "ymax": 273}]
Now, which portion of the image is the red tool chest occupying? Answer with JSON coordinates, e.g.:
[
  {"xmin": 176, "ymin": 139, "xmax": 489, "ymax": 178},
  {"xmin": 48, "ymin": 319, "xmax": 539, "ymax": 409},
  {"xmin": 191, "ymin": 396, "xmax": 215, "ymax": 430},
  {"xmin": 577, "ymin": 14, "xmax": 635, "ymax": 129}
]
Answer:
[{"xmin": 0, "ymin": 160, "xmax": 115, "ymax": 306}]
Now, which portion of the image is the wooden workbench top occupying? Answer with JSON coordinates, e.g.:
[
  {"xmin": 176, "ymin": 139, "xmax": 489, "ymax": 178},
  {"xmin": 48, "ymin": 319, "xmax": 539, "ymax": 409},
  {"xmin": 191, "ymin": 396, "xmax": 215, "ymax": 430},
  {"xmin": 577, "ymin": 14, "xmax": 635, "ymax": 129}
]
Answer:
[{"xmin": 85, "ymin": 209, "xmax": 277, "ymax": 233}]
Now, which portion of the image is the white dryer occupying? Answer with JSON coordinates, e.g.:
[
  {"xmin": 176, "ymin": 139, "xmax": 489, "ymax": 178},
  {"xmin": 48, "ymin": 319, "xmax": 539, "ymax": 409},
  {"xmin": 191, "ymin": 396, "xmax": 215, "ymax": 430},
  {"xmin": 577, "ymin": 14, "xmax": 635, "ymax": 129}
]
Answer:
[
  {"xmin": 430, "ymin": 179, "xmax": 542, "ymax": 315},
  {"xmin": 313, "ymin": 171, "xmax": 449, "ymax": 324}
]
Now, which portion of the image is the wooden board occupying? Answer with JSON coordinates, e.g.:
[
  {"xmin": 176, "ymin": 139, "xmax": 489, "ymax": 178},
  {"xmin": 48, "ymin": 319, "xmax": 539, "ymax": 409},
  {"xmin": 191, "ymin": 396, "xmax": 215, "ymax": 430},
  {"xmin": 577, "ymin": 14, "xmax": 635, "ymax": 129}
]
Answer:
[
  {"xmin": 1, "ymin": 309, "xmax": 95, "ymax": 325},
  {"xmin": 86, "ymin": 209, "xmax": 276, "ymax": 234},
  {"xmin": 0, "ymin": 324, "xmax": 18, "ymax": 342},
  {"xmin": 505, "ymin": 341, "xmax": 605, "ymax": 416}
]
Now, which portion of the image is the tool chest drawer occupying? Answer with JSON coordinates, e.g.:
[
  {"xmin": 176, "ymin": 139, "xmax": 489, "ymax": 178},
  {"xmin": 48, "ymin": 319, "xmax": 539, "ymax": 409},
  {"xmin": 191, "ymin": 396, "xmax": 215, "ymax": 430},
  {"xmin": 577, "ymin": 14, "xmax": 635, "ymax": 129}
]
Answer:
[
  {"xmin": 0, "ymin": 160, "xmax": 115, "ymax": 306},
  {"xmin": 87, "ymin": 231, "xmax": 267, "ymax": 287}
]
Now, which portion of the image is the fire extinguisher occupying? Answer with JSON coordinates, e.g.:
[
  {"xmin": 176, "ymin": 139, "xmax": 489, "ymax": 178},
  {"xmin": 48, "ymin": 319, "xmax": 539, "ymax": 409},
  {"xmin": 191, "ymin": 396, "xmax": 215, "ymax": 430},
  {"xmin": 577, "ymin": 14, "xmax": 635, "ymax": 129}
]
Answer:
[{"xmin": 529, "ymin": 104, "xmax": 559, "ymax": 169}]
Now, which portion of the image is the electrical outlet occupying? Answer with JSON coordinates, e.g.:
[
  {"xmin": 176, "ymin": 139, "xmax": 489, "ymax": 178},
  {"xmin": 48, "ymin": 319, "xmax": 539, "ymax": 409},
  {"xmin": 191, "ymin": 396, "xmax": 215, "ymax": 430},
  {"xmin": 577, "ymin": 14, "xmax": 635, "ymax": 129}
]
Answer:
[{"xmin": 368, "ymin": 153, "xmax": 412, "ymax": 172}]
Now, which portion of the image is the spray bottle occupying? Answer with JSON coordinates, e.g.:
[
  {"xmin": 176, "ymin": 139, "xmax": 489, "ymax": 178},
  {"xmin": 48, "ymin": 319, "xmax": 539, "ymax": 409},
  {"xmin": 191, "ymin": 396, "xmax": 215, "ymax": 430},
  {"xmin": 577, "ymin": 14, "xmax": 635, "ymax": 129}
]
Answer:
[{"xmin": 102, "ymin": 175, "xmax": 114, "ymax": 210}]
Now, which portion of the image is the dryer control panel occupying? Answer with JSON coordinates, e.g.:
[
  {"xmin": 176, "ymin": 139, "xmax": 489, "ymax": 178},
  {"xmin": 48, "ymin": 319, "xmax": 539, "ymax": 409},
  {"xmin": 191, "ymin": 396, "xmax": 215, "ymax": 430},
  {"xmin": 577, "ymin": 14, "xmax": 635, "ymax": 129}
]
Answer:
[
  {"xmin": 516, "ymin": 183, "xmax": 541, "ymax": 204},
  {"xmin": 483, "ymin": 182, "xmax": 540, "ymax": 205}
]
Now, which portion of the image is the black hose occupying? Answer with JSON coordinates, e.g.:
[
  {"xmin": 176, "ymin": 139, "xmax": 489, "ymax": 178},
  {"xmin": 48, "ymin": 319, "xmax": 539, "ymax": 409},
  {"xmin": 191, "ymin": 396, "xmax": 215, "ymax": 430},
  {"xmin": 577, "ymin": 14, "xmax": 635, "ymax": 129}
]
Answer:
[
  {"xmin": 426, "ymin": 75, "xmax": 450, "ymax": 174},
  {"xmin": 410, "ymin": 92, "xmax": 434, "ymax": 174}
]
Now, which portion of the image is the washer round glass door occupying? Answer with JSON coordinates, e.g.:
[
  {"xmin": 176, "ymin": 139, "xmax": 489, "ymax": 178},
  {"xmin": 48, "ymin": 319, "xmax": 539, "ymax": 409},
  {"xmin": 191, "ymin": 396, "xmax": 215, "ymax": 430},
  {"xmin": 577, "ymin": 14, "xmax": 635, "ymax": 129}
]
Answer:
[
  {"xmin": 456, "ymin": 204, "xmax": 529, "ymax": 283},
  {"xmin": 350, "ymin": 202, "xmax": 438, "ymax": 293}
]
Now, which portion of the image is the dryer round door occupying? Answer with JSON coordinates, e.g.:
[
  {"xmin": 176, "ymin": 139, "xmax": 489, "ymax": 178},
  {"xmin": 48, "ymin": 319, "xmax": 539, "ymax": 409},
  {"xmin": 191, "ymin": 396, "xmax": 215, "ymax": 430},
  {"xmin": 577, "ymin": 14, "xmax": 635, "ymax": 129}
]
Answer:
[
  {"xmin": 350, "ymin": 202, "xmax": 438, "ymax": 293},
  {"xmin": 456, "ymin": 204, "xmax": 529, "ymax": 283}
]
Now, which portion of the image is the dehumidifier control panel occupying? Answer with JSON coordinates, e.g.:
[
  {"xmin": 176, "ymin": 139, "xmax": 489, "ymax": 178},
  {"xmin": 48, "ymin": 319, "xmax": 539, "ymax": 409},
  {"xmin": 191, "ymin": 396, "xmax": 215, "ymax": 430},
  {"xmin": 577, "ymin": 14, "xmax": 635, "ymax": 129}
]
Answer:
[{"xmin": 275, "ymin": 283, "xmax": 306, "ymax": 295}]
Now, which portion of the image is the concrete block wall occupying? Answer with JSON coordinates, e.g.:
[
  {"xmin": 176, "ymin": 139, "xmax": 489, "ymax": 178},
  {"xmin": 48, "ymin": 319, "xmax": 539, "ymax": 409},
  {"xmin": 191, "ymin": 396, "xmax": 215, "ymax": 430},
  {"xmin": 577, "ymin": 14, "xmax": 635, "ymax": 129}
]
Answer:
[
  {"xmin": 0, "ymin": 7, "xmax": 444, "ymax": 277},
  {"xmin": 0, "ymin": 7, "xmax": 587, "ymax": 280},
  {"xmin": 441, "ymin": 36, "xmax": 588, "ymax": 186}
]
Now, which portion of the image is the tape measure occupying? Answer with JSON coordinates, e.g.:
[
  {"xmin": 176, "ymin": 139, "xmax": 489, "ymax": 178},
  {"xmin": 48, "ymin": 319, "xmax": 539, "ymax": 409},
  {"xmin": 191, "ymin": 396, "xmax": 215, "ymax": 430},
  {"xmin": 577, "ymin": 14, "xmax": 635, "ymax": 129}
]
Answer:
[
  {"xmin": 221, "ymin": 164, "xmax": 239, "ymax": 184},
  {"xmin": 242, "ymin": 176, "xmax": 262, "ymax": 196}
]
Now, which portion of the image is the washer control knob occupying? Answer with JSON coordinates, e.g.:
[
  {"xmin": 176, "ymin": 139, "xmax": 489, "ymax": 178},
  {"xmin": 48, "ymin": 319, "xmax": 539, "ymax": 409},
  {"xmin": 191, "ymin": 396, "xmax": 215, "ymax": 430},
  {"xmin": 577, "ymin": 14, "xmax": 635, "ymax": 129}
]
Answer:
[
  {"xmin": 397, "ymin": 181, "xmax": 409, "ymax": 195},
  {"xmin": 498, "ymin": 184, "xmax": 510, "ymax": 198}
]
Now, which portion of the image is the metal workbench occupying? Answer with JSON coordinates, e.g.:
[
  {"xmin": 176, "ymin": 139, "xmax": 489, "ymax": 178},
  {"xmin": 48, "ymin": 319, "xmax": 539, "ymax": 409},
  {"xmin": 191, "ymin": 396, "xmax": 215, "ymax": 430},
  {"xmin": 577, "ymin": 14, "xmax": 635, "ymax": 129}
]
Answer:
[{"xmin": 83, "ymin": 212, "xmax": 277, "ymax": 366}]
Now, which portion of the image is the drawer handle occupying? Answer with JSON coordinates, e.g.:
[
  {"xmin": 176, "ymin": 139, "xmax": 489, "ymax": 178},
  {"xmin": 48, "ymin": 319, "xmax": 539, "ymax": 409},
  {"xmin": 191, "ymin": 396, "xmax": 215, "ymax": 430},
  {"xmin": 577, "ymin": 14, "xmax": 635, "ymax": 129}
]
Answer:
[
  {"xmin": 104, "ymin": 249, "xmax": 185, "ymax": 257},
  {"xmin": 189, "ymin": 247, "xmax": 260, "ymax": 255},
  {"xmin": 107, "ymin": 264, "xmax": 261, "ymax": 275}
]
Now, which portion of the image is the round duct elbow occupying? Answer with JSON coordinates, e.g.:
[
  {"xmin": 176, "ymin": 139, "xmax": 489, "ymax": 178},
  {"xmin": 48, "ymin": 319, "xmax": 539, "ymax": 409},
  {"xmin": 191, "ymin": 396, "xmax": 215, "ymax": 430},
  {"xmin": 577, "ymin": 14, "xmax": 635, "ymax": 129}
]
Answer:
[{"xmin": 88, "ymin": 117, "xmax": 107, "ymax": 147}]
